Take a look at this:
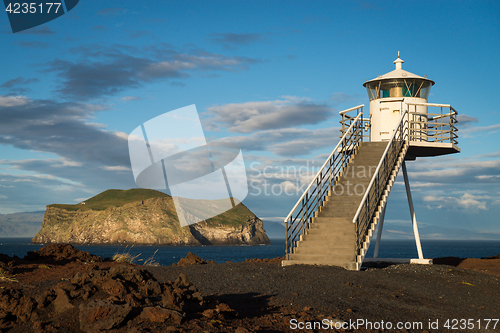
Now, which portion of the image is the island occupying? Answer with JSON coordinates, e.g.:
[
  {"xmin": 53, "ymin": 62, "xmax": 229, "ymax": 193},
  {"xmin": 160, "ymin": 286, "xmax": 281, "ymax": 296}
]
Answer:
[{"xmin": 31, "ymin": 189, "xmax": 270, "ymax": 245}]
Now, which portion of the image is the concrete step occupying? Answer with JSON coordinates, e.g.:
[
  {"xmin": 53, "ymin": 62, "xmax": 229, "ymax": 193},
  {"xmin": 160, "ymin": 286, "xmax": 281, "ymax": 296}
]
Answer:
[
  {"xmin": 336, "ymin": 175, "xmax": 374, "ymax": 181},
  {"xmin": 310, "ymin": 217, "xmax": 351, "ymax": 225},
  {"xmin": 294, "ymin": 241, "xmax": 354, "ymax": 251},
  {"xmin": 340, "ymin": 162, "xmax": 380, "ymax": 169},
  {"xmin": 288, "ymin": 253, "xmax": 356, "ymax": 262},
  {"xmin": 281, "ymin": 259, "xmax": 358, "ymax": 270},
  {"xmin": 321, "ymin": 200, "xmax": 362, "ymax": 207},
  {"xmin": 316, "ymin": 210, "xmax": 355, "ymax": 218},
  {"xmin": 301, "ymin": 233, "xmax": 355, "ymax": 242},
  {"xmin": 340, "ymin": 163, "xmax": 377, "ymax": 170},
  {"xmin": 318, "ymin": 208, "xmax": 359, "ymax": 215},
  {"xmin": 346, "ymin": 157, "xmax": 384, "ymax": 164},
  {"xmin": 336, "ymin": 178, "xmax": 373, "ymax": 184},
  {"xmin": 322, "ymin": 198, "xmax": 363, "ymax": 205},
  {"xmin": 308, "ymin": 217, "xmax": 353, "ymax": 225},
  {"xmin": 320, "ymin": 205, "xmax": 360, "ymax": 213},
  {"xmin": 351, "ymin": 151, "xmax": 386, "ymax": 157},
  {"xmin": 334, "ymin": 178, "xmax": 373, "ymax": 184},
  {"xmin": 326, "ymin": 189, "xmax": 369, "ymax": 197},
  {"xmin": 295, "ymin": 239, "xmax": 354, "ymax": 249},
  {"xmin": 305, "ymin": 226, "xmax": 353, "ymax": 235},
  {"xmin": 306, "ymin": 223, "xmax": 355, "ymax": 235},
  {"xmin": 332, "ymin": 182, "xmax": 371, "ymax": 190},
  {"xmin": 306, "ymin": 225, "xmax": 354, "ymax": 234},
  {"xmin": 283, "ymin": 141, "xmax": 395, "ymax": 272},
  {"xmin": 317, "ymin": 211, "xmax": 354, "ymax": 218}
]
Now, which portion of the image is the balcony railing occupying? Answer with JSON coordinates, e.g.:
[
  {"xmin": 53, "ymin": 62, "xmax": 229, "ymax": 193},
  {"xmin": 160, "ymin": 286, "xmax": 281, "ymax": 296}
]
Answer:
[{"xmin": 405, "ymin": 102, "xmax": 458, "ymax": 145}]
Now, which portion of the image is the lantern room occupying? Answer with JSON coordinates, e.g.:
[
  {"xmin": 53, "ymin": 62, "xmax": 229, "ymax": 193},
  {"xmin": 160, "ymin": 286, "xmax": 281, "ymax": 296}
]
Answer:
[{"xmin": 362, "ymin": 53, "xmax": 459, "ymax": 159}]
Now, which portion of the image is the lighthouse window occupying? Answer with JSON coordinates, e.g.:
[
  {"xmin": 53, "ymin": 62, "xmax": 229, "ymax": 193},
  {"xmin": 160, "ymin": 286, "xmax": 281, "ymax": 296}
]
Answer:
[
  {"xmin": 419, "ymin": 82, "xmax": 432, "ymax": 100},
  {"xmin": 403, "ymin": 83, "xmax": 416, "ymax": 97},
  {"xmin": 366, "ymin": 85, "xmax": 378, "ymax": 100},
  {"xmin": 365, "ymin": 78, "xmax": 432, "ymax": 100},
  {"xmin": 380, "ymin": 80, "xmax": 404, "ymax": 97}
]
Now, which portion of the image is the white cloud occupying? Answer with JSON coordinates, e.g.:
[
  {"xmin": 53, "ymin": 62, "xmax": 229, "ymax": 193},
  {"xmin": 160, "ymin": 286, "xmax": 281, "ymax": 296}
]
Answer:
[
  {"xmin": 424, "ymin": 193, "xmax": 489, "ymax": 210},
  {"xmin": 50, "ymin": 45, "xmax": 260, "ymax": 99},
  {"xmin": 457, "ymin": 114, "xmax": 479, "ymax": 125},
  {"xmin": 206, "ymin": 97, "xmax": 333, "ymax": 133},
  {"xmin": 405, "ymin": 156, "xmax": 500, "ymax": 186},
  {"xmin": 13, "ymin": 178, "xmax": 35, "ymax": 182},
  {"xmin": 59, "ymin": 159, "xmax": 83, "ymax": 167},
  {"xmin": 103, "ymin": 165, "xmax": 130, "ymax": 171},
  {"xmin": 461, "ymin": 122, "xmax": 500, "ymax": 137},
  {"xmin": 121, "ymin": 96, "xmax": 141, "ymax": 101},
  {"xmin": 386, "ymin": 229, "xmax": 410, "ymax": 235},
  {"xmin": 280, "ymin": 180, "xmax": 298, "ymax": 192},
  {"xmin": 218, "ymin": 126, "xmax": 340, "ymax": 156},
  {"xmin": 476, "ymin": 175, "xmax": 500, "ymax": 180},
  {"xmin": 0, "ymin": 95, "xmax": 130, "ymax": 168},
  {"xmin": 0, "ymin": 95, "xmax": 29, "ymax": 107}
]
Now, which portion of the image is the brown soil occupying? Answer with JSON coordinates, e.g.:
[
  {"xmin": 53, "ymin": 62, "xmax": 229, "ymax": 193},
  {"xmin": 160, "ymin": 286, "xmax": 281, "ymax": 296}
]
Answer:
[
  {"xmin": 433, "ymin": 256, "xmax": 500, "ymax": 276},
  {"xmin": 0, "ymin": 245, "xmax": 499, "ymax": 332}
]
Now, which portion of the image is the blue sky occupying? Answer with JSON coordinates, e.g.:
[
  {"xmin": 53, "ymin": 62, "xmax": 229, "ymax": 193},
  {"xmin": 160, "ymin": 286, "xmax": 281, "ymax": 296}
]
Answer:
[{"xmin": 0, "ymin": 0, "xmax": 499, "ymax": 240}]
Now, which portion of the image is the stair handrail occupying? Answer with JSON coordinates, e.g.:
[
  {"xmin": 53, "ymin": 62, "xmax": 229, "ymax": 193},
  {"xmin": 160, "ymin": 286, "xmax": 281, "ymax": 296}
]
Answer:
[
  {"xmin": 351, "ymin": 109, "xmax": 409, "ymax": 258},
  {"xmin": 284, "ymin": 112, "xmax": 364, "ymax": 222},
  {"xmin": 339, "ymin": 104, "xmax": 365, "ymax": 115},
  {"xmin": 352, "ymin": 110, "xmax": 409, "ymax": 225},
  {"xmin": 284, "ymin": 111, "xmax": 364, "ymax": 257}
]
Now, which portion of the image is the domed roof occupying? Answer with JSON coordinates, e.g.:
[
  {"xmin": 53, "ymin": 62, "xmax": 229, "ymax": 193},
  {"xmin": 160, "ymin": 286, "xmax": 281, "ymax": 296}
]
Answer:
[{"xmin": 363, "ymin": 54, "xmax": 435, "ymax": 87}]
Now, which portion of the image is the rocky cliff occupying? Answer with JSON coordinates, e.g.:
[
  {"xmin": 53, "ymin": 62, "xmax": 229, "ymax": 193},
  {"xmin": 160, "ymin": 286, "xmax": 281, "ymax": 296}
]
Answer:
[{"xmin": 31, "ymin": 189, "xmax": 270, "ymax": 245}]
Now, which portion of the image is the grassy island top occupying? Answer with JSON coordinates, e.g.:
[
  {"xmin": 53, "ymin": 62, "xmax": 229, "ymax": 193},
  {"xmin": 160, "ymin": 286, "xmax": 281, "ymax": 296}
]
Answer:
[
  {"xmin": 46, "ymin": 189, "xmax": 255, "ymax": 228},
  {"xmin": 48, "ymin": 189, "xmax": 169, "ymax": 211}
]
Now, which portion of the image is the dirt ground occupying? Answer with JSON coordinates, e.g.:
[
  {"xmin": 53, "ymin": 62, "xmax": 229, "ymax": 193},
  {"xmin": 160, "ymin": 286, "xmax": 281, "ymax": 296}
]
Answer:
[{"xmin": 0, "ymin": 245, "xmax": 499, "ymax": 332}]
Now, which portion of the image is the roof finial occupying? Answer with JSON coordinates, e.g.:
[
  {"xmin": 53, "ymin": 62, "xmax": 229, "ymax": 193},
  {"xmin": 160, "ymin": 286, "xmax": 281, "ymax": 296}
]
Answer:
[{"xmin": 393, "ymin": 52, "xmax": 404, "ymax": 70}]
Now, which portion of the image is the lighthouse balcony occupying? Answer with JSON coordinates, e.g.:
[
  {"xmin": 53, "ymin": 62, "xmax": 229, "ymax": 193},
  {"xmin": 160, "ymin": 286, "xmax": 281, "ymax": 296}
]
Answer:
[
  {"xmin": 405, "ymin": 102, "xmax": 460, "ymax": 159},
  {"xmin": 339, "ymin": 103, "xmax": 460, "ymax": 160}
]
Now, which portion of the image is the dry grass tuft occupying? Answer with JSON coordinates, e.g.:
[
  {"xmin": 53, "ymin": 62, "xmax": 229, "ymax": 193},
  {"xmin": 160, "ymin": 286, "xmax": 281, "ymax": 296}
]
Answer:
[
  {"xmin": 0, "ymin": 270, "xmax": 18, "ymax": 283},
  {"xmin": 112, "ymin": 246, "xmax": 160, "ymax": 266},
  {"xmin": 143, "ymin": 249, "xmax": 160, "ymax": 266},
  {"xmin": 112, "ymin": 245, "xmax": 141, "ymax": 264}
]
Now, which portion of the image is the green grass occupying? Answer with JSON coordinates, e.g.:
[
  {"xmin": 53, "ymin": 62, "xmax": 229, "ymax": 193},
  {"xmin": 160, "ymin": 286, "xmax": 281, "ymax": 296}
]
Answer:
[
  {"xmin": 46, "ymin": 189, "xmax": 257, "ymax": 230},
  {"xmin": 49, "ymin": 189, "xmax": 169, "ymax": 212},
  {"xmin": 202, "ymin": 201, "xmax": 255, "ymax": 228}
]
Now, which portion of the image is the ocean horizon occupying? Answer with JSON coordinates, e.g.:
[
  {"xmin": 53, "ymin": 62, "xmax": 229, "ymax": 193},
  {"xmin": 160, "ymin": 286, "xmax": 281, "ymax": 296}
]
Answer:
[{"xmin": 1, "ymin": 238, "xmax": 499, "ymax": 267}]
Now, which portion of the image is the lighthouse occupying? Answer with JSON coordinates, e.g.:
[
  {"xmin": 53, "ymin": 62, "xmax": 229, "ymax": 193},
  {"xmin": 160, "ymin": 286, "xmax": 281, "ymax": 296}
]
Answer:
[
  {"xmin": 363, "ymin": 53, "xmax": 459, "ymax": 159},
  {"xmin": 283, "ymin": 54, "xmax": 460, "ymax": 270}
]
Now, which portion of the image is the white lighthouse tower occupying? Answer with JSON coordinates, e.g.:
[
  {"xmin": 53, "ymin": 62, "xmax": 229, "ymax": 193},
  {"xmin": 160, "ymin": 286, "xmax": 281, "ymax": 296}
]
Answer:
[
  {"xmin": 364, "ymin": 52, "xmax": 459, "ymax": 159},
  {"xmin": 364, "ymin": 52, "xmax": 433, "ymax": 142},
  {"xmin": 283, "ymin": 54, "xmax": 460, "ymax": 270}
]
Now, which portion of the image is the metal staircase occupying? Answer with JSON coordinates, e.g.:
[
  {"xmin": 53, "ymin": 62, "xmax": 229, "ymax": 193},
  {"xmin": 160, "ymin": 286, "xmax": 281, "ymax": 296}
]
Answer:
[{"xmin": 282, "ymin": 103, "xmax": 457, "ymax": 270}]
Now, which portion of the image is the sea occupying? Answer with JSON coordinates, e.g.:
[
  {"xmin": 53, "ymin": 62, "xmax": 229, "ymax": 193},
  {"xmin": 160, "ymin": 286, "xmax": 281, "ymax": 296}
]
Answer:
[{"xmin": 1, "ymin": 238, "xmax": 499, "ymax": 266}]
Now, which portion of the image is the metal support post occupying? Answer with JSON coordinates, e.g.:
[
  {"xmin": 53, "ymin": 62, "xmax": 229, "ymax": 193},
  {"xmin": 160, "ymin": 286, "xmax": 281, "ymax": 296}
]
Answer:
[
  {"xmin": 373, "ymin": 205, "xmax": 386, "ymax": 258},
  {"xmin": 402, "ymin": 161, "xmax": 424, "ymax": 259}
]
